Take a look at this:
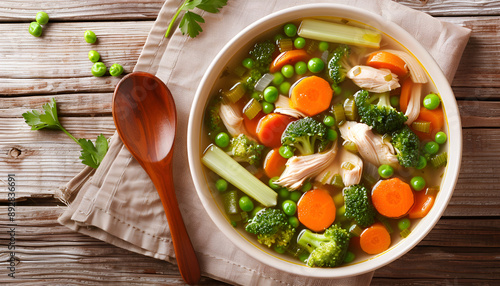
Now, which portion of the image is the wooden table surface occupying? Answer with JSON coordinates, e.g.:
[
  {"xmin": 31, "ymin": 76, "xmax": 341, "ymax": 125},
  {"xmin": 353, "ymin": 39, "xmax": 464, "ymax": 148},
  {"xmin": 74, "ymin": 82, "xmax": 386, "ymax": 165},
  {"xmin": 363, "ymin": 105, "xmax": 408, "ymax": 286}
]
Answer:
[{"xmin": 1, "ymin": 1, "xmax": 499, "ymax": 285}]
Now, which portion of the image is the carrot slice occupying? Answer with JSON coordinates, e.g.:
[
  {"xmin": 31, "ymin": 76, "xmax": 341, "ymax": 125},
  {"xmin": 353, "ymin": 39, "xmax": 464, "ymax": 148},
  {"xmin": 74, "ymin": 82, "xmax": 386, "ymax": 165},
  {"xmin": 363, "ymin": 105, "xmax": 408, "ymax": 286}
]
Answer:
[
  {"xmin": 263, "ymin": 148, "xmax": 288, "ymax": 178},
  {"xmin": 366, "ymin": 51, "xmax": 408, "ymax": 77},
  {"xmin": 360, "ymin": 223, "xmax": 391, "ymax": 255},
  {"xmin": 371, "ymin": 178, "xmax": 415, "ymax": 219},
  {"xmin": 411, "ymin": 107, "xmax": 444, "ymax": 140},
  {"xmin": 243, "ymin": 111, "xmax": 265, "ymax": 139},
  {"xmin": 289, "ymin": 76, "xmax": 333, "ymax": 117},
  {"xmin": 399, "ymin": 77, "xmax": 413, "ymax": 113},
  {"xmin": 408, "ymin": 189, "xmax": 436, "ymax": 219},
  {"xmin": 256, "ymin": 113, "xmax": 294, "ymax": 148},
  {"xmin": 297, "ymin": 189, "xmax": 336, "ymax": 232},
  {"xmin": 269, "ymin": 50, "xmax": 310, "ymax": 73}
]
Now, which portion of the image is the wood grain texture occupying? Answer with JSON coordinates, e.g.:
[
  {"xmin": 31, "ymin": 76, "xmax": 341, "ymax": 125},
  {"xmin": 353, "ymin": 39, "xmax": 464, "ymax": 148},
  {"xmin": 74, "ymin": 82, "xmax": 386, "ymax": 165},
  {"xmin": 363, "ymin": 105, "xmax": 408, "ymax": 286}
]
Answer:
[{"xmin": 395, "ymin": 0, "xmax": 500, "ymax": 16}]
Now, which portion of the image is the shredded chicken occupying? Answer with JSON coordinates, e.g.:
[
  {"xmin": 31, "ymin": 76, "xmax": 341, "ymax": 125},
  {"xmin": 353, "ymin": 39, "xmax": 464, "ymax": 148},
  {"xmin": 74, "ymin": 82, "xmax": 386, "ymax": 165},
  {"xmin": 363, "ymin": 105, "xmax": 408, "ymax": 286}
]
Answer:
[
  {"xmin": 219, "ymin": 102, "xmax": 256, "ymax": 141},
  {"xmin": 275, "ymin": 141, "xmax": 338, "ymax": 190},
  {"xmin": 404, "ymin": 81, "xmax": 423, "ymax": 125},
  {"xmin": 274, "ymin": 95, "xmax": 306, "ymax": 118},
  {"xmin": 339, "ymin": 121, "xmax": 399, "ymax": 167},
  {"xmin": 347, "ymin": 65, "xmax": 400, "ymax": 93},
  {"xmin": 316, "ymin": 147, "xmax": 363, "ymax": 187}
]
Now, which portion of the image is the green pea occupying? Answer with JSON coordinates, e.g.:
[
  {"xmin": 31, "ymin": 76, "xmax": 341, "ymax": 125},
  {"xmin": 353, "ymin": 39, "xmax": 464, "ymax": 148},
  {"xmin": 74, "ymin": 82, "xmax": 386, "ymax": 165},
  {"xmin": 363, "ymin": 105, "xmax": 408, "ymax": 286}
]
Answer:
[
  {"xmin": 279, "ymin": 81, "xmax": 291, "ymax": 95},
  {"xmin": 29, "ymin": 22, "xmax": 42, "ymax": 37},
  {"xmin": 288, "ymin": 216, "xmax": 299, "ymax": 228},
  {"xmin": 36, "ymin": 11, "xmax": 49, "ymax": 25},
  {"xmin": 239, "ymin": 196, "xmax": 254, "ymax": 212},
  {"xmin": 272, "ymin": 72, "xmax": 284, "ymax": 85},
  {"xmin": 332, "ymin": 85, "xmax": 342, "ymax": 95},
  {"xmin": 294, "ymin": 37, "xmax": 306, "ymax": 49},
  {"xmin": 84, "ymin": 30, "xmax": 97, "ymax": 44},
  {"xmin": 294, "ymin": 61, "xmax": 307, "ymax": 75},
  {"xmin": 281, "ymin": 64, "xmax": 294, "ymax": 78},
  {"xmin": 308, "ymin": 57, "xmax": 325, "ymax": 73},
  {"xmin": 343, "ymin": 251, "xmax": 355, "ymax": 264},
  {"xmin": 263, "ymin": 86, "xmax": 279, "ymax": 103},
  {"xmin": 378, "ymin": 164, "xmax": 394, "ymax": 178},
  {"xmin": 269, "ymin": 177, "xmax": 281, "ymax": 190},
  {"xmin": 215, "ymin": 179, "xmax": 228, "ymax": 192},
  {"xmin": 88, "ymin": 50, "xmax": 100, "ymax": 63},
  {"xmin": 230, "ymin": 221, "xmax": 237, "ymax": 227},
  {"xmin": 410, "ymin": 176, "xmax": 426, "ymax": 191},
  {"xmin": 242, "ymin": 58, "xmax": 254, "ymax": 69},
  {"xmin": 214, "ymin": 132, "xmax": 230, "ymax": 148},
  {"xmin": 327, "ymin": 129, "xmax": 338, "ymax": 141},
  {"xmin": 251, "ymin": 206, "xmax": 263, "ymax": 217},
  {"xmin": 278, "ymin": 188, "xmax": 290, "ymax": 199},
  {"xmin": 274, "ymin": 245, "xmax": 286, "ymax": 254},
  {"xmin": 251, "ymin": 91, "xmax": 261, "ymax": 100},
  {"xmin": 282, "ymin": 200, "xmax": 297, "ymax": 216},
  {"xmin": 424, "ymin": 141, "xmax": 439, "ymax": 155},
  {"xmin": 274, "ymin": 34, "xmax": 285, "ymax": 43},
  {"xmin": 423, "ymin": 93, "xmax": 440, "ymax": 110},
  {"xmin": 301, "ymin": 181, "xmax": 312, "ymax": 193},
  {"xmin": 283, "ymin": 23, "xmax": 297, "ymax": 37},
  {"xmin": 398, "ymin": 218, "xmax": 411, "ymax": 231},
  {"xmin": 109, "ymin": 63, "xmax": 124, "ymax": 77},
  {"xmin": 416, "ymin": 155, "xmax": 427, "ymax": 170},
  {"xmin": 279, "ymin": 145, "xmax": 294, "ymax": 159},
  {"xmin": 390, "ymin": 96, "xmax": 400, "ymax": 107},
  {"xmin": 289, "ymin": 191, "xmax": 301, "ymax": 202},
  {"xmin": 298, "ymin": 251, "xmax": 309, "ymax": 262},
  {"xmin": 318, "ymin": 41, "xmax": 329, "ymax": 52},
  {"xmin": 262, "ymin": 102, "xmax": 274, "ymax": 114},
  {"xmin": 323, "ymin": 115, "xmax": 335, "ymax": 127},
  {"xmin": 91, "ymin": 62, "xmax": 107, "ymax": 77},
  {"xmin": 435, "ymin": 131, "xmax": 447, "ymax": 144}
]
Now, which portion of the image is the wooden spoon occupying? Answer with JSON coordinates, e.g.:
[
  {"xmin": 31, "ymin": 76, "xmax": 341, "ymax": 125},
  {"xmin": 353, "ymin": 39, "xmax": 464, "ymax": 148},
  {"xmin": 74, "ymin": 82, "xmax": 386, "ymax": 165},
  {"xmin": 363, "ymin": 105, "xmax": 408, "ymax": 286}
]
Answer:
[{"xmin": 112, "ymin": 72, "xmax": 201, "ymax": 284}]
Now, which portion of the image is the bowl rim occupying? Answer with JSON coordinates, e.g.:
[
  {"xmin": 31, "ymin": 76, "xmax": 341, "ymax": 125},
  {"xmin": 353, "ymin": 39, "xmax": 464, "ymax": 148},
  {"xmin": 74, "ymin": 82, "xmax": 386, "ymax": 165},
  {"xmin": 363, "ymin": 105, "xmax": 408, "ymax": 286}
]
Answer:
[{"xmin": 187, "ymin": 3, "xmax": 462, "ymax": 278}]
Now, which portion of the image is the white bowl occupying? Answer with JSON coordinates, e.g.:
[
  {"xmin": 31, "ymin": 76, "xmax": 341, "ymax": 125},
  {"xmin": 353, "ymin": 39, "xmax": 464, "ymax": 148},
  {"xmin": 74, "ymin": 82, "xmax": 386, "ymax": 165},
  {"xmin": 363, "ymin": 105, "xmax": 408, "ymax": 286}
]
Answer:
[{"xmin": 188, "ymin": 3, "xmax": 462, "ymax": 278}]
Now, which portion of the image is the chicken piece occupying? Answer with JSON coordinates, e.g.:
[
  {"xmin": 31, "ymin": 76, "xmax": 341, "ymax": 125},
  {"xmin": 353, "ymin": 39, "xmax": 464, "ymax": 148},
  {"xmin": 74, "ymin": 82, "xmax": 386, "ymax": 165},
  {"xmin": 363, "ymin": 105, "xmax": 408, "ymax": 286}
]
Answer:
[
  {"xmin": 404, "ymin": 82, "xmax": 423, "ymax": 125},
  {"xmin": 219, "ymin": 102, "xmax": 256, "ymax": 140},
  {"xmin": 339, "ymin": 121, "xmax": 398, "ymax": 167},
  {"xmin": 275, "ymin": 141, "xmax": 338, "ymax": 190},
  {"xmin": 274, "ymin": 95, "xmax": 306, "ymax": 118},
  {"xmin": 347, "ymin": 65, "xmax": 400, "ymax": 93},
  {"xmin": 316, "ymin": 148, "xmax": 363, "ymax": 187}
]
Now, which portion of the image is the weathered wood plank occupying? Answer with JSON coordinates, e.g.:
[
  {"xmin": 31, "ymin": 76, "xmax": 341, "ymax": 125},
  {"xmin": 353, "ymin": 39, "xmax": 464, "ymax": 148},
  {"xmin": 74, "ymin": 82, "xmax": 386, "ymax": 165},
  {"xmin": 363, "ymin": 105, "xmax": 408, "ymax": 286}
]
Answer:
[
  {"xmin": 371, "ymin": 278, "xmax": 497, "ymax": 286},
  {"xmin": 0, "ymin": 0, "xmax": 165, "ymax": 22},
  {"xmin": 396, "ymin": 0, "xmax": 500, "ymax": 16}
]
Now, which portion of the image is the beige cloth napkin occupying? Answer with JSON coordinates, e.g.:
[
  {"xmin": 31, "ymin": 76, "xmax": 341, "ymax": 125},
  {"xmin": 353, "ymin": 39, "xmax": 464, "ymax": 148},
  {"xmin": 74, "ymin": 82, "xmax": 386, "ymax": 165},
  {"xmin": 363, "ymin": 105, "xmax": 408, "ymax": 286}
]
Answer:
[{"xmin": 57, "ymin": 0, "xmax": 470, "ymax": 285}]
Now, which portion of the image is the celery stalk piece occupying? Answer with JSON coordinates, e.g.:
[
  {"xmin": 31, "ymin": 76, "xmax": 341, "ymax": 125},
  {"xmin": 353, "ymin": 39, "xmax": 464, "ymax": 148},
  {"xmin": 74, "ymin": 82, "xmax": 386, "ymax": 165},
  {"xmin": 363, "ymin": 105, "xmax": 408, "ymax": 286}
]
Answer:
[
  {"xmin": 298, "ymin": 19, "xmax": 381, "ymax": 49},
  {"xmin": 202, "ymin": 145, "xmax": 277, "ymax": 207}
]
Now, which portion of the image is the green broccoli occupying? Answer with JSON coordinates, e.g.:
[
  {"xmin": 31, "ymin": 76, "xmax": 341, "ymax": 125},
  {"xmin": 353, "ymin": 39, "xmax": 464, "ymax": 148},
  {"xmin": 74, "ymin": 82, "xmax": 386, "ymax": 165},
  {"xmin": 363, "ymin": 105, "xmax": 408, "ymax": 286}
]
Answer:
[
  {"xmin": 343, "ymin": 184, "xmax": 376, "ymax": 227},
  {"xmin": 354, "ymin": 89, "xmax": 407, "ymax": 135},
  {"xmin": 226, "ymin": 134, "xmax": 264, "ymax": 165},
  {"xmin": 248, "ymin": 40, "xmax": 276, "ymax": 73},
  {"xmin": 391, "ymin": 125, "xmax": 421, "ymax": 168},
  {"xmin": 242, "ymin": 69, "xmax": 262, "ymax": 91},
  {"xmin": 245, "ymin": 208, "xmax": 296, "ymax": 248},
  {"xmin": 297, "ymin": 224, "xmax": 350, "ymax": 267},
  {"xmin": 205, "ymin": 95, "xmax": 223, "ymax": 137},
  {"xmin": 281, "ymin": 117, "xmax": 328, "ymax": 156},
  {"xmin": 327, "ymin": 44, "xmax": 352, "ymax": 87}
]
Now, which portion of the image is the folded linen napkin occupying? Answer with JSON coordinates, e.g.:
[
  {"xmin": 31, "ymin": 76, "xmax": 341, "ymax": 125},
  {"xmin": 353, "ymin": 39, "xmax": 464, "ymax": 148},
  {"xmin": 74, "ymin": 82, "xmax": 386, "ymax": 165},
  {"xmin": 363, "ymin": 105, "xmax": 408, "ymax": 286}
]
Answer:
[{"xmin": 57, "ymin": 0, "xmax": 471, "ymax": 285}]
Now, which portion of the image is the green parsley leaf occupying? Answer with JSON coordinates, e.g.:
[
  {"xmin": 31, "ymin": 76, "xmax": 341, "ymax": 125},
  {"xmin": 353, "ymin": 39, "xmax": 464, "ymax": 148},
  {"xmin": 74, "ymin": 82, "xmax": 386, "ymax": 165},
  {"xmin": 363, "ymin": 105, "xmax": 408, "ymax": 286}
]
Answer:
[
  {"xmin": 197, "ymin": 0, "xmax": 228, "ymax": 13},
  {"xmin": 78, "ymin": 135, "xmax": 108, "ymax": 169},
  {"xmin": 179, "ymin": 11, "xmax": 205, "ymax": 38},
  {"xmin": 22, "ymin": 98, "xmax": 62, "ymax": 130}
]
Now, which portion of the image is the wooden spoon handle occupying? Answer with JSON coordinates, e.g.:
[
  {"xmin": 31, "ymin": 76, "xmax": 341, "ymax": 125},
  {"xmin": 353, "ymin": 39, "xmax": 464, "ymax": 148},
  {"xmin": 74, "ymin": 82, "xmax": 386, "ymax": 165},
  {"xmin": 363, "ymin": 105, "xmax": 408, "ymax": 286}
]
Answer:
[{"xmin": 149, "ymin": 164, "xmax": 201, "ymax": 284}]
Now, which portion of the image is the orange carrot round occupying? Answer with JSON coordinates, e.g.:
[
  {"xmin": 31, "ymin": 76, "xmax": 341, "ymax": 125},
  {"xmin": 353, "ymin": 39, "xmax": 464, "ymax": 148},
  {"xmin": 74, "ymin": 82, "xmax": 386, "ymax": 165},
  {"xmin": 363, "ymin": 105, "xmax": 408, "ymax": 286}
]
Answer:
[
  {"xmin": 399, "ymin": 77, "xmax": 413, "ymax": 113},
  {"xmin": 408, "ymin": 188, "xmax": 436, "ymax": 219},
  {"xmin": 411, "ymin": 107, "xmax": 444, "ymax": 140},
  {"xmin": 289, "ymin": 76, "xmax": 333, "ymax": 117},
  {"xmin": 366, "ymin": 51, "xmax": 408, "ymax": 77},
  {"xmin": 256, "ymin": 113, "xmax": 294, "ymax": 148},
  {"xmin": 243, "ymin": 111, "xmax": 265, "ymax": 139},
  {"xmin": 297, "ymin": 189, "xmax": 336, "ymax": 232},
  {"xmin": 360, "ymin": 223, "xmax": 391, "ymax": 255},
  {"xmin": 269, "ymin": 49, "xmax": 310, "ymax": 73},
  {"xmin": 371, "ymin": 178, "xmax": 415, "ymax": 219},
  {"xmin": 263, "ymin": 147, "xmax": 288, "ymax": 178}
]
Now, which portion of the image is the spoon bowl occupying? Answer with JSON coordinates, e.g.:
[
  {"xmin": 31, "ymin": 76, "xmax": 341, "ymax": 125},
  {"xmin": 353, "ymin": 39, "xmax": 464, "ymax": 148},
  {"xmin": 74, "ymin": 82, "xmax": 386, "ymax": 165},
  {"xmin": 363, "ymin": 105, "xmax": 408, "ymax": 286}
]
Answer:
[{"xmin": 112, "ymin": 72, "xmax": 200, "ymax": 284}]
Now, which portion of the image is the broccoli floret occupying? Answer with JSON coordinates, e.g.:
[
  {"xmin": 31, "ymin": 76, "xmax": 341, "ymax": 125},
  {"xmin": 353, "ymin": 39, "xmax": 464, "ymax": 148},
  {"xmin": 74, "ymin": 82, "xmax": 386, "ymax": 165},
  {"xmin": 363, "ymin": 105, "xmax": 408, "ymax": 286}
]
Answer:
[
  {"xmin": 227, "ymin": 134, "xmax": 264, "ymax": 165},
  {"xmin": 391, "ymin": 125, "xmax": 421, "ymax": 168},
  {"xmin": 281, "ymin": 117, "xmax": 328, "ymax": 156},
  {"xmin": 245, "ymin": 208, "xmax": 296, "ymax": 248},
  {"xmin": 248, "ymin": 40, "xmax": 276, "ymax": 73},
  {"xmin": 205, "ymin": 95, "xmax": 223, "ymax": 136},
  {"xmin": 297, "ymin": 224, "xmax": 350, "ymax": 267},
  {"xmin": 343, "ymin": 184, "xmax": 376, "ymax": 227},
  {"xmin": 327, "ymin": 44, "xmax": 352, "ymax": 87},
  {"xmin": 242, "ymin": 69, "xmax": 262, "ymax": 91},
  {"xmin": 354, "ymin": 89, "xmax": 407, "ymax": 135}
]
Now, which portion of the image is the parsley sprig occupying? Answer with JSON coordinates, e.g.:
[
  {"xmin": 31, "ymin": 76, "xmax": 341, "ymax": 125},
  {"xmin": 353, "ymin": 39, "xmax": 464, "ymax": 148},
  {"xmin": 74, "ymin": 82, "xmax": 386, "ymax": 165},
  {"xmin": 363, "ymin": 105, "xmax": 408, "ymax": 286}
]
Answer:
[
  {"xmin": 165, "ymin": 0, "xmax": 228, "ymax": 38},
  {"xmin": 22, "ymin": 98, "xmax": 108, "ymax": 168}
]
